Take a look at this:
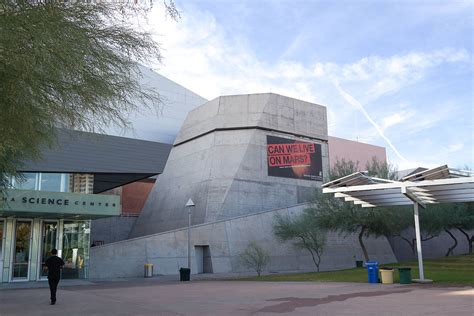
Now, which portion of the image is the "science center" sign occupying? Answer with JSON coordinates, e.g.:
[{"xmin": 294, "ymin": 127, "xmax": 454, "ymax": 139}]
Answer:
[{"xmin": 0, "ymin": 189, "xmax": 120, "ymax": 217}]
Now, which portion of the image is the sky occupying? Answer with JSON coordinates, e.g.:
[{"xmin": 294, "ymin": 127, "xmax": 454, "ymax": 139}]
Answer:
[{"xmin": 132, "ymin": 0, "xmax": 473, "ymax": 170}]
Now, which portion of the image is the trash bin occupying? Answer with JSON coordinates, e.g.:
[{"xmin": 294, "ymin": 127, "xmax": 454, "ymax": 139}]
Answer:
[
  {"xmin": 379, "ymin": 267, "xmax": 394, "ymax": 284},
  {"xmin": 356, "ymin": 260, "xmax": 364, "ymax": 268},
  {"xmin": 179, "ymin": 268, "xmax": 191, "ymax": 281},
  {"xmin": 399, "ymin": 267, "xmax": 412, "ymax": 284},
  {"xmin": 366, "ymin": 261, "xmax": 379, "ymax": 284},
  {"xmin": 144, "ymin": 264, "xmax": 153, "ymax": 278}
]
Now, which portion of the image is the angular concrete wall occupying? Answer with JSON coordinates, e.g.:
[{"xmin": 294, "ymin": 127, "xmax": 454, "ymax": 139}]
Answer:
[
  {"xmin": 90, "ymin": 203, "xmax": 397, "ymax": 279},
  {"xmin": 91, "ymin": 217, "xmax": 137, "ymax": 244},
  {"xmin": 174, "ymin": 93, "xmax": 328, "ymax": 145},
  {"xmin": 130, "ymin": 93, "xmax": 329, "ymax": 237}
]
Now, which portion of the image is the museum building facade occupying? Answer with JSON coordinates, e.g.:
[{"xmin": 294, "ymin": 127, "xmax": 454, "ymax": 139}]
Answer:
[
  {"xmin": 1, "ymin": 92, "xmax": 391, "ymax": 281},
  {"xmin": 0, "ymin": 130, "xmax": 171, "ymax": 282}
]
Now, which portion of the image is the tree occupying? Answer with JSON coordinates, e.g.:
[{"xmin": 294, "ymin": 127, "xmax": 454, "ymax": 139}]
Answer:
[
  {"xmin": 309, "ymin": 157, "xmax": 410, "ymax": 262},
  {"xmin": 239, "ymin": 241, "xmax": 270, "ymax": 277},
  {"xmin": 451, "ymin": 166, "xmax": 474, "ymax": 254},
  {"xmin": 453, "ymin": 203, "xmax": 474, "ymax": 254},
  {"xmin": 420, "ymin": 203, "xmax": 474, "ymax": 256},
  {"xmin": 0, "ymin": 0, "xmax": 178, "ymax": 194},
  {"xmin": 273, "ymin": 211, "xmax": 326, "ymax": 271},
  {"xmin": 412, "ymin": 204, "xmax": 454, "ymax": 257},
  {"xmin": 365, "ymin": 156, "xmax": 398, "ymax": 180},
  {"xmin": 329, "ymin": 158, "xmax": 360, "ymax": 181},
  {"xmin": 390, "ymin": 205, "xmax": 443, "ymax": 256},
  {"xmin": 395, "ymin": 202, "xmax": 472, "ymax": 257},
  {"xmin": 308, "ymin": 190, "xmax": 412, "ymax": 262},
  {"xmin": 329, "ymin": 156, "xmax": 398, "ymax": 181},
  {"xmin": 392, "ymin": 228, "xmax": 438, "ymax": 256}
]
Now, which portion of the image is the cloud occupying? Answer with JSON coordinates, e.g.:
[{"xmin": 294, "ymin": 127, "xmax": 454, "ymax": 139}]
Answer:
[
  {"xmin": 446, "ymin": 143, "xmax": 464, "ymax": 153},
  {"xmin": 330, "ymin": 78, "xmax": 409, "ymax": 163},
  {"xmin": 141, "ymin": 6, "xmax": 469, "ymax": 102},
  {"xmin": 132, "ymin": 4, "xmax": 471, "ymax": 168},
  {"xmin": 402, "ymin": 104, "xmax": 456, "ymax": 136},
  {"xmin": 280, "ymin": 31, "xmax": 311, "ymax": 60},
  {"xmin": 312, "ymin": 48, "xmax": 470, "ymax": 101},
  {"xmin": 381, "ymin": 110, "xmax": 416, "ymax": 131}
]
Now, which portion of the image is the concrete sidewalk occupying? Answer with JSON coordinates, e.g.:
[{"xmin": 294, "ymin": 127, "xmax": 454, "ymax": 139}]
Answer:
[
  {"xmin": 0, "ymin": 275, "xmax": 178, "ymax": 290},
  {"xmin": 0, "ymin": 279, "xmax": 472, "ymax": 315},
  {"xmin": 0, "ymin": 273, "xmax": 242, "ymax": 291},
  {"xmin": 0, "ymin": 271, "xmax": 284, "ymax": 290}
]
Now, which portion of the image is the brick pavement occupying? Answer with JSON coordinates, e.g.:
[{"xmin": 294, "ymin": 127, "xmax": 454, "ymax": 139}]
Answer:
[{"xmin": 0, "ymin": 279, "xmax": 472, "ymax": 315}]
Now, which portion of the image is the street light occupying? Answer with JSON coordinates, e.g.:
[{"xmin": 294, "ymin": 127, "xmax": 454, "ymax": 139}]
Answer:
[{"xmin": 185, "ymin": 198, "xmax": 195, "ymax": 271}]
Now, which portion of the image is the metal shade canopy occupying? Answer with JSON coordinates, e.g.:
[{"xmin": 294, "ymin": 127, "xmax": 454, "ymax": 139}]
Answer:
[{"xmin": 322, "ymin": 165, "xmax": 474, "ymax": 282}]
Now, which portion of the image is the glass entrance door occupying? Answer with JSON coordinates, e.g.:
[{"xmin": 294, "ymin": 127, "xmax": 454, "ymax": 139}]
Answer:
[
  {"xmin": 62, "ymin": 221, "xmax": 90, "ymax": 279},
  {"xmin": 39, "ymin": 221, "xmax": 58, "ymax": 279},
  {"xmin": 12, "ymin": 220, "xmax": 32, "ymax": 280}
]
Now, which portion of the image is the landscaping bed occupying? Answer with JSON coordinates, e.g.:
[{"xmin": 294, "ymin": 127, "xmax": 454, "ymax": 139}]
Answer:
[{"xmin": 239, "ymin": 254, "xmax": 474, "ymax": 285}]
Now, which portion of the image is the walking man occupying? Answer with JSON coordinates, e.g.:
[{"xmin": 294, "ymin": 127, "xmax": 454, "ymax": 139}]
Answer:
[{"xmin": 45, "ymin": 249, "xmax": 64, "ymax": 305}]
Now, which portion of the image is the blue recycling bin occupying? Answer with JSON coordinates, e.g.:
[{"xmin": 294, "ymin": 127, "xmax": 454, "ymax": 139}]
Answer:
[{"xmin": 366, "ymin": 261, "xmax": 379, "ymax": 283}]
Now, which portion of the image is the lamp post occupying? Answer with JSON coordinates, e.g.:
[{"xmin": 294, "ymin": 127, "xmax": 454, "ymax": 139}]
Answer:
[{"xmin": 185, "ymin": 198, "xmax": 195, "ymax": 271}]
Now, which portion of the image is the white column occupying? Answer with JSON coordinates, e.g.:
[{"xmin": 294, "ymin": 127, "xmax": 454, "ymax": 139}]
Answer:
[
  {"xmin": 413, "ymin": 203, "xmax": 425, "ymax": 280},
  {"xmin": 57, "ymin": 220, "xmax": 64, "ymax": 259},
  {"xmin": 187, "ymin": 208, "xmax": 191, "ymax": 270},
  {"xmin": 29, "ymin": 219, "xmax": 42, "ymax": 281}
]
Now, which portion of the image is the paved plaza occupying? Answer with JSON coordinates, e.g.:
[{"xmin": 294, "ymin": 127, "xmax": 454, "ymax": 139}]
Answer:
[{"xmin": 0, "ymin": 279, "xmax": 472, "ymax": 315}]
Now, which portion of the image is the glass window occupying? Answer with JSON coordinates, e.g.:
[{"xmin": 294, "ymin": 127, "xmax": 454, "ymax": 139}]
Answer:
[
  {"xmin": 40, "ymin": 222, "xmax": 58, "ymax": 279},
  {"xmin": 40, "ymin": 173, "xmax": 62, "ymax": 192},
  {"xmin": 14, "ymin": 173, "xmax": 37, "ymax": 190},
  {"xmin": 13, "ymin": 221, "xmax": 32, "ymax": 279},
  {"xmin": 62, "ymin": 221, "xmax": 90, "ymax": 279},
  {"xmin": 11, "ymin": 173, "xmax": 71, "ymax": 192},
  {"xmin": 60, "ymin": 174, "xmax": 70, "ymax": 192}
]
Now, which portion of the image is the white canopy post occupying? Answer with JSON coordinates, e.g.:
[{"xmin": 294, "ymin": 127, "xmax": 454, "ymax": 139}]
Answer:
[{"xmin": 413, "ymin": 202, "xmax": 425, "ymax": 280}]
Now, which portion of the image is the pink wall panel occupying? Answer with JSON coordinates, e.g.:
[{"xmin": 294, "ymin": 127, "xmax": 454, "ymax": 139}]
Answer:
[{"xmin": 328, "ymin": 136, "xmax": 387, "ymax": 169}]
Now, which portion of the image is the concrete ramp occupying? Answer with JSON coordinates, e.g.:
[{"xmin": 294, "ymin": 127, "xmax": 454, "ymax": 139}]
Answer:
[{"xmin": 90, "ymin": 203, "xmax": 397, "ymax": 279}]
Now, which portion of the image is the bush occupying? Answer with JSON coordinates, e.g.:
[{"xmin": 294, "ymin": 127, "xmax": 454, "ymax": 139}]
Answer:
[{"xmin": 239, "ymin": 241, "xmax": 270, "ymax": 277}]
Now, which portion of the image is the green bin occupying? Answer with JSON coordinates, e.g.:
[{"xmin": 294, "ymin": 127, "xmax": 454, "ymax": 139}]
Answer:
[
  {"xmin": 399, "ymin": 267, "xmax": 412, "ymax": 284},
  {"xmin": 179, "ymin": 268, "xmax": 191, "ymax": 281}
]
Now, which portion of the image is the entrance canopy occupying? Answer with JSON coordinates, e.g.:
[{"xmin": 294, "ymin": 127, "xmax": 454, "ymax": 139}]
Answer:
[
  {"xmin": 19, "ymin": 129, "xmax": 172, "ymax": 193},
  {"xmin": 323, "ymin": 165, "xmax": 473, "ymax": 208},
  {"xmin": 322, "ymin": 165, "xmax": 474, "ymax": 281}
]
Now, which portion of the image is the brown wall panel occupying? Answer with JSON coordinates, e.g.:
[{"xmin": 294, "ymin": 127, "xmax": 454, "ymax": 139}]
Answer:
[{"xmin": 121, "ymin": 180, "xmax": 155, "ymax": 215}]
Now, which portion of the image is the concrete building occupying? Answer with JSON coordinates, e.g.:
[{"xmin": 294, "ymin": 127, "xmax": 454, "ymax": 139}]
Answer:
[
  {"xmin": 88, "ymin": 66, "xmax": 209, "ymax": 245},
  {"xmin": 90, "ymin": 93, "xmax": 397, "ymax": 278},
  {"xmin": 131, "ymin": 93, "xmax": 329, "ymax": 237},
  {"xmin": 5, "ymin": 63, "xmax": 465, "ymax": 282},
  {"xmin": 1, "ymin": 79, "xmax": 398, "ymax": 281},
  {"xmin": 104, "ymin": 65, "xmax": 208, "ymax": 144}
]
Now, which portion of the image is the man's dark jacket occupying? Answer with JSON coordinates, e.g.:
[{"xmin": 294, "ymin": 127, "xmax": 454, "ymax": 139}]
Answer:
[{"xmin": 45, "ymin": 256, "xmax": 65, "ymax": 280}]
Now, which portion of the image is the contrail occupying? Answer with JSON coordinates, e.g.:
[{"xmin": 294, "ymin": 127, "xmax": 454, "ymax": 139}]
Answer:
[{"xmin": 331, "ymin": 78, "xmax": 408, "ymax": 163}]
